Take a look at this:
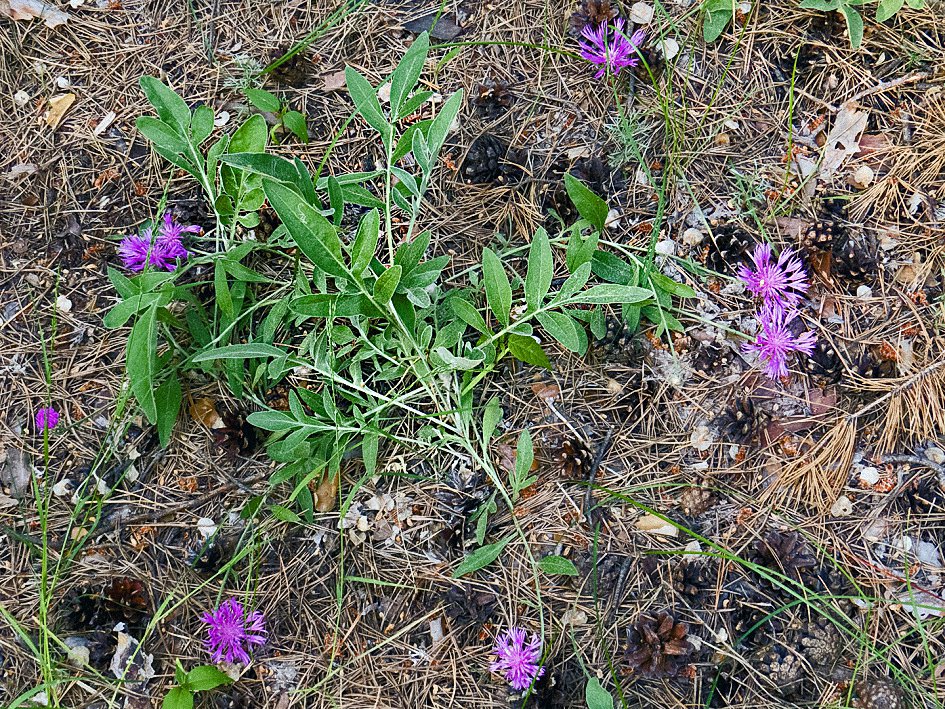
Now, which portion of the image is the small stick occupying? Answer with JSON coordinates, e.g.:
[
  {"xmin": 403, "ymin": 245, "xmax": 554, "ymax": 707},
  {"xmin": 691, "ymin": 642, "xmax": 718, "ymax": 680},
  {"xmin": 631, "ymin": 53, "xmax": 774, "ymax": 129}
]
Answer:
[
  {"xmin": 606, "ymin": 554, "xmax": 635, "ymax": 625},
  {"xmin": 584, "ymin": 428, "xmax": 615, "ymax": 525}
]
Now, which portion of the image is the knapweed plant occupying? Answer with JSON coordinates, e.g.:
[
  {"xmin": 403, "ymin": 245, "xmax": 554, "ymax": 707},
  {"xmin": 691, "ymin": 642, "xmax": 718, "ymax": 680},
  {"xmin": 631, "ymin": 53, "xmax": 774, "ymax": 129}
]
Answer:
[{"xmin": 108, "ymin": 34, "xmax": 677, "ymax": 576}]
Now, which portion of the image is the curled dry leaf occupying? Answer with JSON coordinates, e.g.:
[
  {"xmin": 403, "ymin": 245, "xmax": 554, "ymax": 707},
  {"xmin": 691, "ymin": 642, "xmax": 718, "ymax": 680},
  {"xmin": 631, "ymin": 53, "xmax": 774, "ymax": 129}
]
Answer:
[
  {"xmin": 1, "ymin": 0, "xmax": 69, "ymax": 28},
  {"xmin": 314, "ymin": 470, "xmax": 339, "ymax": 512},
  {"xmin": 320, "ymin": 70, "xmax": 347, "ymax": 92},
  {"xmin": 45, "ymin": 92, "xmax": 76, "ymax": 129},
  {"xmin": 189, "ymin": 397, "xmax": 223, "ymax": 429}
]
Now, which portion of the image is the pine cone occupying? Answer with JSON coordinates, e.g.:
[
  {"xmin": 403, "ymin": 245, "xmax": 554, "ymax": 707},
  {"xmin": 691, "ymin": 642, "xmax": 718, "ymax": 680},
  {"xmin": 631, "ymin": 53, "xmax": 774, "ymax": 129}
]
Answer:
[
  {"xmin": 832, "ymin": 233, "xmax": 878, "ymax": 284},
  {"xmin": 568, "ymin": 0, "xmax": 619, "ymax": 36},
  {"xmin": 853, "ymin": 676, "xmax": 907, "ymax": 709},
  {"xmin": 461, "ymin": 134, "xmax": 509, "ymax": 184},
  {"xmin": 443, "ymin": 585, "xmax": 497, "ymax": 627},
  {"xmin": 61, "ymin": 589, "xmax": 108, "ymax": 631},
  {"xmin": 472, "ymin": 79, "xmax": 514, "ymax": 118},
  {"xmin": 804, "ymin": 340, "xmax": 843, "ymax": 384},
  {"xmin": 691, "ymin": 341, "xmax": 738, "ymax": 377},
  {"xmin": 213, "ymin": 689, "xmax": 253, "ymax": 709},
  {"xmin": 559, "ymin": 438, "xmax": 594, "ymax": 479},
  {"xmin": 718, "ymin": 577, "xmax": 772, "ymax": 645},
  {"xmin": 672, "ymin": 559, "xmax": 716, "ymax": 601},
  {"xmin": 590, "ymin": 316, "xmax": 638, "ymax": 363},
  {"xmin": 754, "ymin": 642, "xmax": 805, "ymax": 695},
  {"xmin": 792, "ymin": 617, "xmax": 842, "ymax": 668},
  {"xmin": 267, "ymin": 46, "xmax": 315, "ymax": 87},
  {"xmin": 703, "ymin": 221, "xmax": 757, "ymax": 274},
  {"xmin": 714, "ymin": 394, "xmax": 762, "ymax": 445},
  {"xmin": 212, "ymin": 411, "xmax": 259, "ymax": 461},
  {"xmin": 802, "ymin": 217, "xmax": 845, "ymax": 253},
  {"xmin": 104, "ymin": 577, "xmax": 149, "ymax": 629},
  {"xmin": 751, "ymin": 531, "xmax": 818, "ymax": 581},
  {"xmin": 189, "ymin": 534, "xmax": 230, "ymax": 574},
  {"xmin": 855, "ymin": 346, "xmax": 898, "ymax": 379},
  {"xmin": 624, "ymin": 611, "xmax": 694, "ymax": 679},
  {"xmin": 254, "ymin": 206, "xmax": 282, "ymax": 242},
  {"xmin": 899, "ymin": 477, "xmax": 945, "ymax": 515}
]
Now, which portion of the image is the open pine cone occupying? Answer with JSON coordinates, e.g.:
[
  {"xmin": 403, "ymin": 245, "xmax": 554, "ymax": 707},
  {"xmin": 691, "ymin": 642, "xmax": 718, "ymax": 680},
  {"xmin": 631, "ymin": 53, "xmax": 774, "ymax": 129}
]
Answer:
[
  {"xmin": 751, "ymin": 530, "xmax": 818, "ymax": 581},
  {"xmin": 624, "ymin": 611, "xmax": 694, "ymax": 678},
  {"xmin": 559, "ymin": 438, "xmax": 595, "ymax": 479},
  {"xmin": 853, "ymin": 676, "xmax": 907, "ymax": 709}
]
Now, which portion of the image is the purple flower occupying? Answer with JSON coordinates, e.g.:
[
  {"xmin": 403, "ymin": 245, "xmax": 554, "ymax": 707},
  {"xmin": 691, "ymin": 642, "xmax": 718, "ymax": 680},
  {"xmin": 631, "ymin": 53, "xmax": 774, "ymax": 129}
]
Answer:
[
  {"xmin": 35, "ymin": 406, "xmax": 59, "ymax": 431},
  {"xmin": 201, "ymin": 598, "xmax": 267, "ymax": 664},
  {"xmin": 490, "ymin": 627, "xmax": 544, "ymax": 691},
  {"xmin": 743, "ymin": 305, "xmax": 816, "ymax": 379},
  {"xmin": 118, "ymin": 212, "xmax": 197, "ymax": 272},
  {"xmin": 579, "ymin": 19, "xmax": 647, "ymax": 78},
  {"xmin": 737, "ymin": 243, "xmax": 809, "ymax": 312}
]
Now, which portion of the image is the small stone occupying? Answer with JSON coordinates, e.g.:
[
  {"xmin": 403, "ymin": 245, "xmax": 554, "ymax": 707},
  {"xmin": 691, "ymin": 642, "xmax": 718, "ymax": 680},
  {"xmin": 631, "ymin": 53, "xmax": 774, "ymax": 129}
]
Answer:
[
  {"xmin": 925, "ymin": 446, "xmax": 945, "ymax": 465},
  {"xmin": 859, "ymin": 467, "xmax": 880, "ymax": 486},
  {"xmin": 690, "ymin": 425, "xmax": 714, "ymax": 452},
  {"xmin": 629, "ymin": 1, "xmax": 654, "ymax": 24},
  {"xmin": 14, "ymin": 90, "xmax": 30, "ymax": 106},
  {"xmin": 56, "ymin": 295, "xmax": 73, "ymax": 313},
  {"xmin": 856, "ymin": 285, "xmax": 872, "ymax": 299},
  {"xmin": 197, "ymin": 517, "xmax": 217, "ymax": 539},
  {"xmin": 605, "ymin": 208, "xmax": 621, "ymax": 229},
  {"xmin": 52, "ymin": 478, "xmax": 74, "ymax": 497},
  {"xmin": 25, "ymin": 273, "xmax": 40, "ymax": 287},
  {"xmin": 682, "ymin": 227, "xmax": 704, "ymax": 245},
  {"xmin": 213, "ymin": 111, "xmax": 230, "ymax": 127},
  {"xmin": 655, "ymin": 239, "xmax": 676, "ymax": 256},
  {"xmin": 851, "ymin": 164, "xmax": 874, "ymax": 189},
  {"xmin": 714, "ymin": 132, "xmax": 731, "ymax": 146},
  {"xmin": 723, "ymin": 119, "xmax": 740, "ymax": 131},
  {"xmin": 830, "ymin": 495, "xmax": 852, "ymax": 517},
  {"xmin": 55, "ymin": 76, "xmax": 72, "ymax": 89}
]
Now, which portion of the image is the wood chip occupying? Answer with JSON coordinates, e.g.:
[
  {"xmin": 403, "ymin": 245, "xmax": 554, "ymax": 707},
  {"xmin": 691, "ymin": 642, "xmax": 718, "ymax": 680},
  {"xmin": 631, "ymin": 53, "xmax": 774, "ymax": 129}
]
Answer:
[{"xmin": 45, "ymin": 92, "xmax": 76, "ymax": 129}]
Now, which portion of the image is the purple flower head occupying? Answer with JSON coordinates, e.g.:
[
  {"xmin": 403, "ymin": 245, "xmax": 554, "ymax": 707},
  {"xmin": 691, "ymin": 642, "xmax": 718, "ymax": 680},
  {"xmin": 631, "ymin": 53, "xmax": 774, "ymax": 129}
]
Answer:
[
  {"xmin": 201, "ymin": 598, "xmax": 267, "ymax": 665},
  {"xmin": 743, "ymin": 305, "xmax": 816, "ymax": 380},
  {"xmin": 490, "ymin": 627, "xmax": 545, "ymax": 691},
  {"xmin": 579, "ymin": 19, "xmax": 647, "ymax": 79},
  {"xmin": 35, "ymin": 406, "xmax": 59, "ymax": 431},
  {"xmin": 118, "ymin": 212, "xmax": 196, "ymax": 273},
  {"xmin": 737, "ymin": 243, "xmax": 809, "ymax": 312}
]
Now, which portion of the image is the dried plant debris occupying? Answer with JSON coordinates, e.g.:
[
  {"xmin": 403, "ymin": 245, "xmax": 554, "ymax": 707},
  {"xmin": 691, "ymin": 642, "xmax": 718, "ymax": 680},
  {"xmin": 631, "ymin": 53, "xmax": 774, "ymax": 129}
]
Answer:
[
  {"xmin": 212, "ymin": 411, "xmax": 259, "ymax": 461},
  {"xmin": 442, "ymin": 585, "xmax": 497, "ymax": 629},
  {"xmin": 460, "ymin": 134, "xmax": 523, "ymax": 185},
  {"xmin": 266, "ymin": 47, "xmax": 317, "ymax": 87},
  {"xmin": 672, "ymin": 558, "xmax": 716, "ymax": 601},
  {"xmin": 568, "ymin": 0, "xmax": 619, "ymax": 36},
  {"xmin": 691, "ymin": 341, "xmax": 739, "ymax": 377},
  {"xmin": 624, "ymin": 611, "xmax": 694, "ymax": 679},
  {"xmin": 750, "ymin": 530, "xmax": 818, "ymax": 582}
]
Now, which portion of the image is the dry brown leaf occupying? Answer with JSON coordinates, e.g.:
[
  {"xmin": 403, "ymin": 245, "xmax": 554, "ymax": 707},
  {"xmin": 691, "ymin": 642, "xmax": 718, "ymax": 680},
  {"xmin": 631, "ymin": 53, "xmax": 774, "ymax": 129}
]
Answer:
[
  {"xmin": 45, "ymin": 92, "xmax": 76, "ymax": 129},
  {"xmin": 189, "ymin": 397, "xmax": 223, "ymax": 429},
  {"xmin": 314, "ymin": 471, "xmax": 339, "ymax": 512},
  {"xmin": 1, "ymin": 0, "xmax": 69, "ymax": 27},
  {"xmin": 530, "ymin": 380, "xmax": 560, "ymax": 401},
  {"xmin": 320, "ymin": 70, "xmax": 346, "ymax": 92},
  {"xmin": 820, "ymin": 103, "xmax": 867, "ymax": 178}
]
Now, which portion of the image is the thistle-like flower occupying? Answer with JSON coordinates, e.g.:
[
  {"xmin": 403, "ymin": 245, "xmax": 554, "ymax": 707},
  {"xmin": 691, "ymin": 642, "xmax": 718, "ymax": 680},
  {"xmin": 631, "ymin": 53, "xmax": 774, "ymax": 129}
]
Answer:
[
  {"xmin": 737, "ymin": 243, "xmax": 809, "ymax": 312},
  {"xmin": 202, "ymin": 598, "xmax": 267, "ymax": 665},
  {"xmin": 579, "ymin": 19, "xmax": 647, "ymax": 78},
  {"xmin": 744, "ymin": 305, "xmax": 816, "ymax": 380},
  {"xmin": 118, "ymin": 212, "xmax": 198, "ymax": 272},
  {"xmin": 490, "ymin": 627, "xmax": 545, "ymax": 691},
  {"xmin": 35, "ymin": 406, "xmax": 59, "ymax": 430}
]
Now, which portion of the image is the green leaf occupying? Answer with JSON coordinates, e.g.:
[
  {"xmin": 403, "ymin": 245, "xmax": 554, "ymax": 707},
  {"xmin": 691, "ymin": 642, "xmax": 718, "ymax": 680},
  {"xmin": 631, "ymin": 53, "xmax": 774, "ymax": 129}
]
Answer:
[
  {"xmin": 591, "ymin": 250, "xmax": 636, "ymax": 285},
  {"xmin": 245, "ymin": 88, "xmax": 282, "ymax": 113},
  {"xmin": 389, "ymin": 31, "xmax": 429, "ymax": 117},
  {"xmin": 524, "ymin": 227, "xmax": 553, "ymax": 312},
  {"xmin": 221, "ymin": 153, "xmax": 315, "ymax": 204},
  {"xmin": 840, "ymin": 4, "xmax": 864, "ymax": 47},
  {"xmin": 555, "ymin": 262, "xmax": 592, "ymax": 303},
  {"xmin": 482, "ymin": 247, "xmax": 512, "ymax": 326},
  {"xmin": 345, "ymin": 66, "xmax": 389, "ymax": 140},
  {"xmin": 362, "ymin": 433, "xmax": 379, "ymax": 476},
  {"xmin": 393, "ymin": 230, "xmax": 431, "ymax": 274},
  {"xmin": 482, "ymin": 396, "xmax": 502, "ymax": 447},
  {"xmin": 135, "ymin": 116, "xmax": 189, "ymax": 155},
  {"xmin": 127, "ymin": 305, "xmax": 158, "ymax": 423},
  {"xmin": 140, "ymin": 76, "xmax": 191, "ymax": 134},
  {"xmin": 648, "ymin": 271, "xmax": 696, "ymax": 298},
  {"xmin": 214, "ymin": 260, "xmax": 234, "ymax": 320},
  {"xmin": 452, "ymin": 536, "xmax": 512, "ymax": 578},
  {"xmin": 373, "ymin": 265, "xmax": 402, "ymax": 304},
  {"xmin": 566, "ymin": 230, "xmax": 599, "ymax": 273},
  {"xmin": 399, "ymin": 254, "xmax": 449, "ymax": 290},
  {"xmin": 905, "ymin": 0, "xmax": 924, "ymax": 8},
  {"xmin": 427, "ymin": 90, "xmax": 463, "ymax": 156},
  {"xmin": 536, "ymin": 311, "xmax": 584, "ymax": 353},
  {"xmin": 229, "ymin": 114, "xmax": 268, "ymax": 153},
  {"xmin": 162, "ymin": 687, "xmax": 194, "ymax": 709},
  {"xmin": 222, "ymin": 260, "xmax": 270, "ymax": 283},
  {"xmin": 538, "ymin": 555, "xmax": 578, "ymax": 576},
  {"xmin": 798, "ymin": 0, "xmax": 841, "ymax": 9},
  {"xmin": 398, "ymin": 90, "xmax": 434, "ymax": 121},
  {"xmin": 451, "ymin": 298, "xmax": 488, "ymax": 334},
  {"xmin": 185, "ymin": 665, "xmax": 233, "ymax": 692},
  {"xmin": 264, "ymin": 180, "xmax": 350, "ymax": 279},
  {"xmin": 351, "ymin": 209, "xmax": 380, "ymax": 275},
  {"xmin": 246, "ymin": 410, "xmax": 298, "ymax": 432},
  {"xmin": 193, "ymin": 343, "xmax": 287, "ymax": 362},
  {"xmin": 564, "ymin": 173, "xmax": 608, "ymax": 232},
  {"xmin": 326, "ymin": 176, "xmax": 344, "ymax": 227},
  {"xmin": 507, "ymin": 333, "xmax": 551, "ymax": 369},
  {"xmin": 876, "ymin": 0, "xmax": 904, "ymax": 21},
  {"xmin": 190, "ymin": 104, "xmax": 214, "ymax": 145},
  {"xmin": 434, "ymin": 347, "xmax": 484, "ymax": 370},
  {"xmin": 567, "ymin": 284, "xmax": 653, "ymax": 305},
  {"xmin": 585, "ymin": 677, "xmax": 614, "ymax": 709},
  {"xmin": 271, "ymin": 505, "xmax": 301, "ymax": 523},
  {"xmin": 104, "ymin": 291, "xmax": 168, "ymax": 329},
  {"xmin": 702, "ymin": 0, "xmax": 734, "ymax": 42},
  {"xmin": 283, "ymin": 110, "xmax": 308, "ymax": 143},
  {"xmin": 154, "ymin": 374, "xmax": 181, "ymax": 448},
  {"xmin": 513, "ymin": 429, "xmax": 534, "ymax": 495}
]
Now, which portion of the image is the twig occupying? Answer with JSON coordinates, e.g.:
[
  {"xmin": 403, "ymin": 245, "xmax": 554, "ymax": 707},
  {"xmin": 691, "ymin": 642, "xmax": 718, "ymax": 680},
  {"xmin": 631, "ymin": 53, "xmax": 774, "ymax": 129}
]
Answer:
[
  {"xmin": 846, "ymin": 72, "xmax": 929, "ymax": 106},
  {"xmin": 584, "ymin": 428, "xmax": 615, "ymax": 525}
]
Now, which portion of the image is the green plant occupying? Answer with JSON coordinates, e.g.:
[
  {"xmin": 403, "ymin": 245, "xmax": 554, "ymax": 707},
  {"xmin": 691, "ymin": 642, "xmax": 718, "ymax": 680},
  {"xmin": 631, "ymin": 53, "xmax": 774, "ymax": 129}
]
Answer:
[
  {"xmin": 701, "ymin": 0, "xmax": 736, "ymax": 42},
  {"xmin": 799, "ymin": 0, "xmax": 925, "ymax": 49},
  {"xmin": 243, "ymin": 87, "xmax": 309, "ymax": 144},
  {"xmin": 163, "ymin": 662, "xmax": 233, "ymax": 709}
]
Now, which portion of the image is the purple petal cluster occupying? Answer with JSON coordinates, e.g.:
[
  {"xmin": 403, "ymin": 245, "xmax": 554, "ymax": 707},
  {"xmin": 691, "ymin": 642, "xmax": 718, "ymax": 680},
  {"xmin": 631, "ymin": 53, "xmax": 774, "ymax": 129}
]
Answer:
[
  {"xmin": 737, "ymin": 243, "xmax": 808, "ymax": 313},
  {"xmin": 579, "ymin": 19, "xmax": 647, "ymax": 79},
  {"xmin": 490, "ymin": 627, "xmax": 544, "ymax": 691},
  {"xmin": 202, "ymin": 598, "xmax": 267, "ymax": 665},
  {"xmin": 35, "ymin": 406, "xmax": 59, "ymax": 431},
  {"xmin": 744, "ymin": 304, "xmax": 817, "ymax": 380},
  {"xmin": 118, "ymin": 212, "xmax": 198, "ymax": 272},
  {"xmin": 738, "ymin": 243, "xmax": 816, "ymax": 380}
]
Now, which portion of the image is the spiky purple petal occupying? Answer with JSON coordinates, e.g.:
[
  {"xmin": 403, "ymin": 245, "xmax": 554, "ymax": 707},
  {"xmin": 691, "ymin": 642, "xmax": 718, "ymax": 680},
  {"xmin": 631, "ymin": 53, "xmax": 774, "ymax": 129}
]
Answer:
[
  {"xmin": 579, "ymin": 19, "xmax": 647, "ymax": 78},
  {"xmin": 737, "ymin": 242, "xmax": 809, "ymax": 312},
  {"xmin": 743, "ymin": 305, "xmax": 817, "ymax": 379},
  {"xmin": 202, "ymin": 598, "xmax": 267, "ymax": 665},
  {"xmin": 490, "ymin": 627, "xmax": 545, "ymax": 691}
]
